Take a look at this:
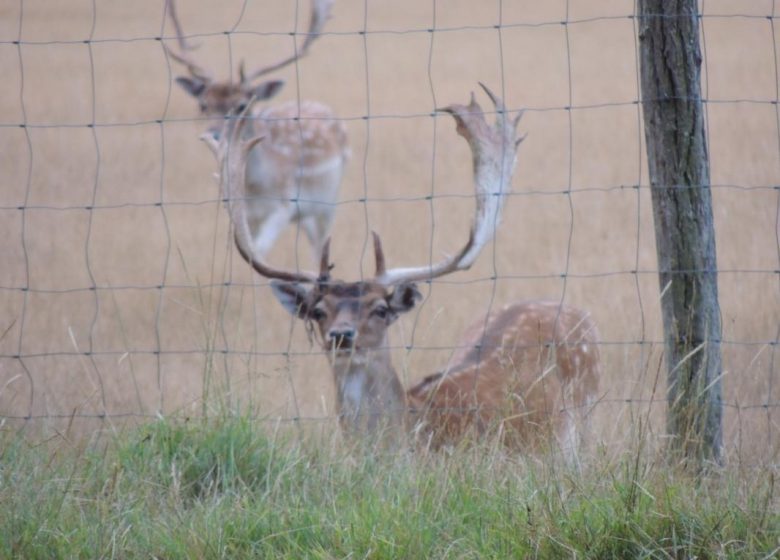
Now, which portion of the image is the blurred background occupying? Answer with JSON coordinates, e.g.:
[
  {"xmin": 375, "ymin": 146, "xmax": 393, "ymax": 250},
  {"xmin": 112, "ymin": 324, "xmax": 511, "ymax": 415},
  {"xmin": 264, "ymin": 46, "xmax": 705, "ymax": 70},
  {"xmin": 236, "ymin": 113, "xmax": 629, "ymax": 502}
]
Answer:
[{"xmin": 0, "ymin": 0, "xmax": 777, "ymax": 461}]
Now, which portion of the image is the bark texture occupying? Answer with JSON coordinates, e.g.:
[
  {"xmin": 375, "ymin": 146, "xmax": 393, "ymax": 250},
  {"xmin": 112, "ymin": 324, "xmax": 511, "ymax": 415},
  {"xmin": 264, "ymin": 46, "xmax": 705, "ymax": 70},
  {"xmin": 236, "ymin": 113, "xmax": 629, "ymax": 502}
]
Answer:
[{"xmin": 638, "ymin": 0, "xmax": 723, "ymax": 465}]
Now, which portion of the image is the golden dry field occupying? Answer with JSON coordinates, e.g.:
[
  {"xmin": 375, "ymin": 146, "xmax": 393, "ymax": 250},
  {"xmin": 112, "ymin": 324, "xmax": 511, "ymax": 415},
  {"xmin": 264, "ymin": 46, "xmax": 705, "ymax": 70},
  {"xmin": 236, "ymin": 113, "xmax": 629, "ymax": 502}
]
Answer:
[{"xmin": 0, "ymin": 0, "xmax": 778, "ymax": 461}]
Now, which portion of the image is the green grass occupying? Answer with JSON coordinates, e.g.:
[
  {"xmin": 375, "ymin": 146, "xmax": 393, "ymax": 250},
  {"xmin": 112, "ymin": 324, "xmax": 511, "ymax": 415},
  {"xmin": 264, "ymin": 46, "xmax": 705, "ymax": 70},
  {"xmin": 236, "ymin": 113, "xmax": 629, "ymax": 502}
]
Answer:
[{"xmin": 1, "ymin": 417, "xmax": 778, "ymax": 559}]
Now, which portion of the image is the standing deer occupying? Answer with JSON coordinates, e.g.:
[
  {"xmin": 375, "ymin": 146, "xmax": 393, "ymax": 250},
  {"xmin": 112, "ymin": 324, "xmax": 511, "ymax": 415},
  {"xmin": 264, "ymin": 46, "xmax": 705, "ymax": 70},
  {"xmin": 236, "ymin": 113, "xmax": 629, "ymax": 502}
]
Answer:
[
  {"xmin": 166, "ymin": 0, "xmax": 349, "ymax": 259},
  {"xmin": 203, "ymin": 85, "xmax": 600, "ymax": 456}
]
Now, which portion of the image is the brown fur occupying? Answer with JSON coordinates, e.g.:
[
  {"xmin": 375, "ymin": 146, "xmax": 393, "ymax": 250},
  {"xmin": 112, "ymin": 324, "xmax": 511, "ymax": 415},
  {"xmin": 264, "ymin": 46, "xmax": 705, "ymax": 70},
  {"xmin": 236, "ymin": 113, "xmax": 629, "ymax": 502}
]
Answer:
[{"xmin": 407, "ymin": 301, "xmax": 600, "ymax": 450}]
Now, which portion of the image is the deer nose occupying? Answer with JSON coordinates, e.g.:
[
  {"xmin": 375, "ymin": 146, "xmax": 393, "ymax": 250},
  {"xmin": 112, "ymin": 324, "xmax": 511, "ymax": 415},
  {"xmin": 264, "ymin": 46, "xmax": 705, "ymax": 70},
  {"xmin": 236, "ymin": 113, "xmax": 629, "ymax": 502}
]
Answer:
[{"xmin": 328, "ymin": 327, "xmax": 356, "ymax": 348}]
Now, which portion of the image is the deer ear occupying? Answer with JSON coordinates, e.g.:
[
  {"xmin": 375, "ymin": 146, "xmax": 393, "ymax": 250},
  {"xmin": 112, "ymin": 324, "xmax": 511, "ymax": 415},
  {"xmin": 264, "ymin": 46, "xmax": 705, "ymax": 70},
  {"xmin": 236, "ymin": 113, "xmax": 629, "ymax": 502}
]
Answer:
[
  {"xmin": 175, "ymin": 76, "xmax": 207, "ymax": 97},
  {"xmin": 270, "ymin": 280, "xmax": 313, "ymax": 319},
  {"xmin": 388, "ymin": 283, "xmax": 422, "ymax": 315},
  {"xmin": 249, "ymin": 80, "xmax": 285, "ymax": 101}
]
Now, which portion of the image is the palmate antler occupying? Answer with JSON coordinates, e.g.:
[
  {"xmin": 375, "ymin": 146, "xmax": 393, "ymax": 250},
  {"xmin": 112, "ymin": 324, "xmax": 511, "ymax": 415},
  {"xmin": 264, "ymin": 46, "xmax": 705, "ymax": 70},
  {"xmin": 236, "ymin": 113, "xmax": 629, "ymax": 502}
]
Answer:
[
  {"xmin": 165, "ymin": 0, "xmax": 334, "ymax": 87},
  {"xmin": 206, "ymin": 84, "xmax": 523, "ymax": 287},
  {"xmin": 373, "ymin": 83, "xmax": 525, "ymax": 286}
]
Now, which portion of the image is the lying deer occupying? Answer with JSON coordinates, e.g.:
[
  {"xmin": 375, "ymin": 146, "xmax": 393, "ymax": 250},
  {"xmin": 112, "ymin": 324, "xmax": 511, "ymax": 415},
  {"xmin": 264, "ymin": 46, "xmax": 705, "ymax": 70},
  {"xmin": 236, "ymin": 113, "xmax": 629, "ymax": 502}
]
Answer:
[
  {"xmin": 166, "ymin": 0, "xmax": 349, "ymax": 259},
  {"xmin": 203, "ymin": 85, "xmax": 600, "ymax": 455}
]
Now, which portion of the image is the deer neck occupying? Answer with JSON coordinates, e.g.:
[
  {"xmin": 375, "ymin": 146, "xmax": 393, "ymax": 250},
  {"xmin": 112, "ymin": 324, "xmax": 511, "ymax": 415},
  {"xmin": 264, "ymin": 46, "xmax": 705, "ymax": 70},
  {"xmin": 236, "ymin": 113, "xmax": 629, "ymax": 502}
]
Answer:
[{"xmin": 328, "ymin": 342, "xmax": 407, "ymax": 437}]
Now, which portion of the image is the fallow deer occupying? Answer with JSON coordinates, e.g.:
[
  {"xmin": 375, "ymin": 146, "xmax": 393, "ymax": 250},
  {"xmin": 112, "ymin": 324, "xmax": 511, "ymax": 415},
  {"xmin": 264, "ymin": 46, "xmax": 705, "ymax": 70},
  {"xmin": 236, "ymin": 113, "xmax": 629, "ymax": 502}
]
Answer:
[
  {"xmin": 166, "ymin": 0, "xmax": 349, "ymax": 259},
  {"xmin": 203, "ymin": 85, "xmax": 600, "ymax": 456}
]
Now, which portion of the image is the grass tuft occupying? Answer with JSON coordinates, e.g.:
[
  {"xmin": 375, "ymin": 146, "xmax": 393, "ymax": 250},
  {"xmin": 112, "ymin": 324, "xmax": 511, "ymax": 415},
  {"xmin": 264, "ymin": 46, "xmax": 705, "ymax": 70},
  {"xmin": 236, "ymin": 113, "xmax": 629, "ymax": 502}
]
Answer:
[{"xmin": 0, "ymin": 417, "xmax": 778, "ymax": 558}]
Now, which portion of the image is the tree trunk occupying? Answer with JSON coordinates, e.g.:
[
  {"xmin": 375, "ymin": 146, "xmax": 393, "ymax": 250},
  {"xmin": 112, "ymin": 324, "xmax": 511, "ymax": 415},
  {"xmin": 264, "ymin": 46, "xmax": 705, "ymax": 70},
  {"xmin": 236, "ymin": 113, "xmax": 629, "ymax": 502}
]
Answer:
[{"xmin": 637, "ymin": 0, "xmax": 723, "ymax": 466}]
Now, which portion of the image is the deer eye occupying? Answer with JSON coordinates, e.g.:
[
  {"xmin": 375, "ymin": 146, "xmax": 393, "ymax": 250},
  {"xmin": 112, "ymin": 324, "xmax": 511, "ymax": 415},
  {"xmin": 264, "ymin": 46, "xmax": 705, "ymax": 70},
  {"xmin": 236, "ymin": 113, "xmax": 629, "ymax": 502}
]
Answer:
[
  {"xmin": 310, "ymin": 307, "xmax": 327, "ymax": 322},
  {"xmin": 371, "ymin": 305, "xmax": 390, "ymax": 320}
]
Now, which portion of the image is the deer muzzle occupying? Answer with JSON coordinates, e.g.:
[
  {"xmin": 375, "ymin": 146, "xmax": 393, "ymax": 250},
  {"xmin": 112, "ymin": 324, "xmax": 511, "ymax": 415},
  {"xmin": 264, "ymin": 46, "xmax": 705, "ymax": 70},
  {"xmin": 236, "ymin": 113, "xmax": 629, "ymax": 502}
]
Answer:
[{"xmin": 327, "ymin": 327, "xmax": 356, "ymax": 351}]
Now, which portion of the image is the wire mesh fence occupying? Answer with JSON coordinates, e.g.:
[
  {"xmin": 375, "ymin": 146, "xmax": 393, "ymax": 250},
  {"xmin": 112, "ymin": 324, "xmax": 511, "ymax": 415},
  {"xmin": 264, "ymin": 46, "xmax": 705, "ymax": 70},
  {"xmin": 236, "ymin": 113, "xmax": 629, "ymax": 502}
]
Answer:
[{"xmin": 0, "ymin": 0, "xmax": 778, "ymax": 462}]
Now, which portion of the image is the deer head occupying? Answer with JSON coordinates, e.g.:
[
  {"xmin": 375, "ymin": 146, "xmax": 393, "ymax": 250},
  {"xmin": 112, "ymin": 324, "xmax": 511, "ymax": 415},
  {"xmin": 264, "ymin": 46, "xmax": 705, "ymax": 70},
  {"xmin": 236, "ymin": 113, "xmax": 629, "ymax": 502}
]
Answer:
[
  {"xmin": 165, "ymin": 0, "xmax": 334, "ymax": 135},
  {"xmin": 271, "ymin": 240, "xmax": 424, "ymax": 357}
]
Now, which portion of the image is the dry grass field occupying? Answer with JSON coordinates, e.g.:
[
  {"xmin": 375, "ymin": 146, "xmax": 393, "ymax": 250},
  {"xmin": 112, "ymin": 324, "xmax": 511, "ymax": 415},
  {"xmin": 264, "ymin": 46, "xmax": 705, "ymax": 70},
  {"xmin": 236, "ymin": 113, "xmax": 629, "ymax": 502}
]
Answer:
[{"xmin": 0, "ymin": 0, "xmax": 778, "ymax": 462}]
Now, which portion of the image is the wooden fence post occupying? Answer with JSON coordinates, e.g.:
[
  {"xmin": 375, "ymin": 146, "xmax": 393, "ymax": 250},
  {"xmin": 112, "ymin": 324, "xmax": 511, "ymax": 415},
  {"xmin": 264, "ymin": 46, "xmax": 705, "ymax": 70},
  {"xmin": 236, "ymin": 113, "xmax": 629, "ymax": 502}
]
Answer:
[{"xmin": 637, "ymin": 0, "xmax": 723, "ymax": 466}]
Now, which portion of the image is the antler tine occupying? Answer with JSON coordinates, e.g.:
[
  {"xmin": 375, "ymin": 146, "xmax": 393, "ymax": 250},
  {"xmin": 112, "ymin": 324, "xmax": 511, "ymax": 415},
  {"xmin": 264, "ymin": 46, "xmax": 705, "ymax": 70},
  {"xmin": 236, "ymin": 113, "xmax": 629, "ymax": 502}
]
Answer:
[
  {"xmin": 165, "ymin": 0, "xmax": 213, "ymax": 82},
  {"xmin": 203, "ymin": 100, "xmax": 318, "ymax": 284},
  {"xmin": 372, "ymin": 231, "xmax": 386, "ymax": 277},
  {"xmin": 242, "ymin": 0, "xmax": 334, "ymax": 83},
  {"xmin": 375, "ymin": 84, "xmax": 524, "ymax": 287},
  {"xmin": 319, "ymin": 238, "xmax": 332, "ymax": 280}
]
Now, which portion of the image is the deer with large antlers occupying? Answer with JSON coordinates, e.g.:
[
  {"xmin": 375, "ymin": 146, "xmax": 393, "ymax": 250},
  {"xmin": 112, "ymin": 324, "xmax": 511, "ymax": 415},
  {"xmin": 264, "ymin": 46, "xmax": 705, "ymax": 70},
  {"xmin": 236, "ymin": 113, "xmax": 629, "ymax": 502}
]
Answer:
[
  {"xmin": 203, "ymin": 85, "xmax": 600, "ymax": 456},
  {"xmin": 166, "ymin": 0, "xmax": 349, "ymax": 259}
]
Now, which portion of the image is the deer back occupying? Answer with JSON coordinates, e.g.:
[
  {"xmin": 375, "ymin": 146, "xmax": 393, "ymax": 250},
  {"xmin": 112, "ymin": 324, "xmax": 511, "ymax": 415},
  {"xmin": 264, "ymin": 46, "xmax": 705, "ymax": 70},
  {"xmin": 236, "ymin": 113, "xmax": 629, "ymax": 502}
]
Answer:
[
  {"xmin": 407, "ymin": 301, "xmax": 600, "ymax": 448},
  {"xmin": 243, "ymin": 100, "xmax": 349, "ymax": 195}
]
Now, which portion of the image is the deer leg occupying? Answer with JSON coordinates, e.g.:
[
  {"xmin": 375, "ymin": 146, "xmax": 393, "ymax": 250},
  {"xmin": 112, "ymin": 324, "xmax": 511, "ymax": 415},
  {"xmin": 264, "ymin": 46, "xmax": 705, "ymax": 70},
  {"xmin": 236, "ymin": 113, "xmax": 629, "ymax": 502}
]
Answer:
[
  {"xmin": 556, "ymin": 383, "xmax": 591, "ymax": 467},
  {"xmin": 557, "ymin": 408, "xmax": 581, "ymax": 466},
  {"xmin": 248, "ymin": 204, "xmax": 295, "ymax": 257},
  {"xmin": 300, "ymin": 211, "xmax": 335, "ymax": 261}
]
